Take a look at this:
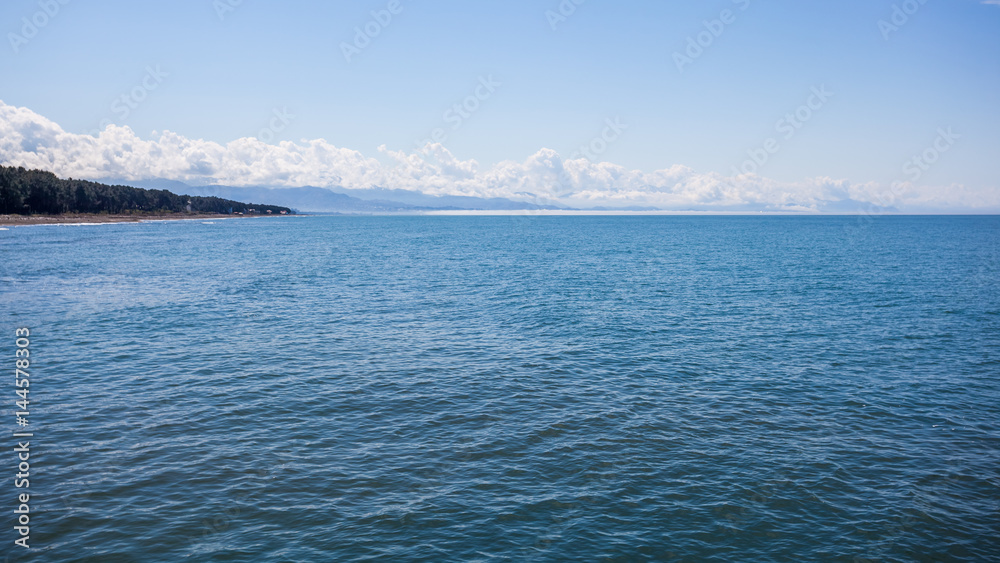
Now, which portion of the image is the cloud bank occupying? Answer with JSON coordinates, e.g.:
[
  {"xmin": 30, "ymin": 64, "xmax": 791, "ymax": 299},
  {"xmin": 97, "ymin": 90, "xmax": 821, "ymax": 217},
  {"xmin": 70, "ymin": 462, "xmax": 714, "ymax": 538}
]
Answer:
[{"xmin": 0, "ymin": 100, "xmax": 993, "ymax": 212}]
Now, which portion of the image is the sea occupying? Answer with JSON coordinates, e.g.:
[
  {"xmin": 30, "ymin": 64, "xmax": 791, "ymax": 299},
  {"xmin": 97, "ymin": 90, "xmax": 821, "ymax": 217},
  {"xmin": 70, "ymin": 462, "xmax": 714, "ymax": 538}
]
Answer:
[{"xmin": 1, "ymin": 215, "xmax": 998, "ymax": 562}]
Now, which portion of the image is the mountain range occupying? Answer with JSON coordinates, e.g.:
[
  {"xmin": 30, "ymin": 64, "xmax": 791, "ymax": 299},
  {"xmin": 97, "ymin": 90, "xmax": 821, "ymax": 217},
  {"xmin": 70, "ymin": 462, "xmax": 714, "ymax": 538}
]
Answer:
[{"xmin": 105, "ymin": 178, "xmax": 579, "ymax": 213}]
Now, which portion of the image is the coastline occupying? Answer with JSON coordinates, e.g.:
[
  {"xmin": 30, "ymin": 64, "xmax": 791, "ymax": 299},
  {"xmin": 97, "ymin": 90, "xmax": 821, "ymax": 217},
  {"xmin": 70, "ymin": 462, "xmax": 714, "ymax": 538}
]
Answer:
[{"xmin": 0, "ymin": 213, "xmax": 287, "ymax": 227}]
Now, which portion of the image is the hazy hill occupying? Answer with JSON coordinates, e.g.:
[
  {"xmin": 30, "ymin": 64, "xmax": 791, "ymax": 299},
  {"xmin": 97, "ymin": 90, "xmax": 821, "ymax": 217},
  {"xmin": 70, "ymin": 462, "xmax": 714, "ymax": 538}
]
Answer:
[{"xmin": 114, "ymin": 178, "xmax": 570, "ymax": 213}]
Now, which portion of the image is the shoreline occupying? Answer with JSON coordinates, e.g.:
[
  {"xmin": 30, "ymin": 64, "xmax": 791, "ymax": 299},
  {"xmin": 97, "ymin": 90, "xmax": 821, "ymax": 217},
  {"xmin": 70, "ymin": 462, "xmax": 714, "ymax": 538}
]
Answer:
[{"xmin": 0, "ymin": 213, "xmax": 290, "ymax": 227}]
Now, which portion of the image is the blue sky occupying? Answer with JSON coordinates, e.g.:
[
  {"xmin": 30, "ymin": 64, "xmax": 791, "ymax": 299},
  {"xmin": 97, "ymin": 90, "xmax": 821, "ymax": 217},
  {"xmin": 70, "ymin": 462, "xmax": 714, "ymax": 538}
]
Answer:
[{"xmin": 1, "ymin": 0, "xmax": 998, "ymax": 210}]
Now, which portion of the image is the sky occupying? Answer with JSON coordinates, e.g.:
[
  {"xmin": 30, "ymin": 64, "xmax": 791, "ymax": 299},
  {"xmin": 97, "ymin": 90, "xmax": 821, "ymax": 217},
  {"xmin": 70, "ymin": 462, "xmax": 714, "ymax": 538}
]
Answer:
[{"xmin": 1, "ymin": 0, "xmax": 998, "ymax": 211}]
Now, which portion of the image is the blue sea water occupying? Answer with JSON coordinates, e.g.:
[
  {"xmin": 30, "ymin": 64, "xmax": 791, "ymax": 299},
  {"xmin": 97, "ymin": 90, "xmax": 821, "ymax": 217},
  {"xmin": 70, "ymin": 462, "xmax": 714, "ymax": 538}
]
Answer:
[{"xmin": 1, "ymin": 215, "xmax": 998, "ymax": 562}]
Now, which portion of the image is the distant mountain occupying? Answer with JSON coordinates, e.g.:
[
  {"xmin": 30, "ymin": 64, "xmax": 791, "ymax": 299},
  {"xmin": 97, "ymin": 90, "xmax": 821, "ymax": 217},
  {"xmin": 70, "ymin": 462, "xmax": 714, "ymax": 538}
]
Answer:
[
  {"xmin": 110, "ymin": 179, "xmax": 572, "ymax": 213},
  {"xmin": 587, "ymin": 205, "xmax": 663, "ymax": 212},
  {"xmin": 319, "ymin": 186, "xmax": 568, "ymax": 211},
  {"xmin": 180, "ymin": 185, "xmax": 427, "ymax": 213}
]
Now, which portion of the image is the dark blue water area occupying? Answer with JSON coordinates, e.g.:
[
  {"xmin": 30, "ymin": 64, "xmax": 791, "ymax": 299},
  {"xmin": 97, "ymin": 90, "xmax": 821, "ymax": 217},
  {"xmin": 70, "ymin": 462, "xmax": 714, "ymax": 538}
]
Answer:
[{"xmin": 1, "ymin": 215, "xmax": 998, "ymax": 562}]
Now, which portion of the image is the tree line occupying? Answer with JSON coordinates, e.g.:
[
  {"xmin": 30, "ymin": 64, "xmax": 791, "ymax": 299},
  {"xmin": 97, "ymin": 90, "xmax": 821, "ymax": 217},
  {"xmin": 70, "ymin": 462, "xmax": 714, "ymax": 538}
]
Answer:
[{"xmin": 0, "ymin": 166, "xmax": 293, "ymax": 216}]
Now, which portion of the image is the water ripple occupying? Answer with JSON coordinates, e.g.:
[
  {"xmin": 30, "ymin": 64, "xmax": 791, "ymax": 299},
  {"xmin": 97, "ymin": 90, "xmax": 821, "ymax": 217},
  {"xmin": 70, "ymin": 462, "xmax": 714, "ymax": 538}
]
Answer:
[{"xmin": 1, "ymin": 216, "xmax": 998, "ymax": 561}]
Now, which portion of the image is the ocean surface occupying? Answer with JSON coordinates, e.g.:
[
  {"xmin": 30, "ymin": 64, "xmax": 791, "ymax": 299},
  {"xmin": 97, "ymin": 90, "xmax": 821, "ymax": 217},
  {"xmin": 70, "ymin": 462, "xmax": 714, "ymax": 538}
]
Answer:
[{"xmin": 1, "ymin": 215, "xmax": 998, "ymax": 562}]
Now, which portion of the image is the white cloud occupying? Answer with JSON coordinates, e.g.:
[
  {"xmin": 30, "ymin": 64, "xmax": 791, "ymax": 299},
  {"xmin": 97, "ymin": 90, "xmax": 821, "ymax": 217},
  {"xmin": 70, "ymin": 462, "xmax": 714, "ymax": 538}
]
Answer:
[{"xmin": 0, "ymin": 100, "xmax": 995, "ymax": 211}]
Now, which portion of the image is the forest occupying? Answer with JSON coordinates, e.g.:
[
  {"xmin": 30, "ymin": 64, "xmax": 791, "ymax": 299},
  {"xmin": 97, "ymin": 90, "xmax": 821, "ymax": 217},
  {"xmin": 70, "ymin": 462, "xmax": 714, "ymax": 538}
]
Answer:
[{"xmin": 0, "ymin": 166, "xmax": 293, "ymax": 216}]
